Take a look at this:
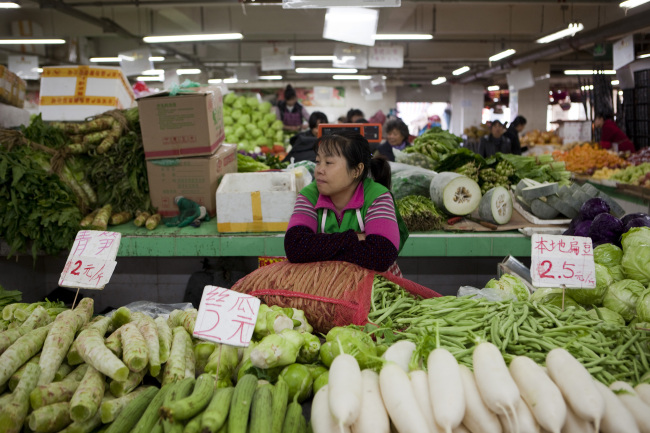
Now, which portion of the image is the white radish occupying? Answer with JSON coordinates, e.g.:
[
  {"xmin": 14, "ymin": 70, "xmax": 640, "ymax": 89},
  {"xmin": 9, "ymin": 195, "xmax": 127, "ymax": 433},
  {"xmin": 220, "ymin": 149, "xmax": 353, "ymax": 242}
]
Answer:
[
  {"xmin": 472, "ymin": 342, "xmax": 519, "ymax": 425},
  {"xmin": 594, "ymin": 380, "xmax": 639, "ymax": 433},
  {"xmin": 499, "ymin": 398, "xmax": 540, "ymax": 433},
  {"xmin": 352, "ymin": 370, "xmax": 390, "ymax": 433},
  {"xmin": 379, "ymin": 362, "xmax": 431, "ymax": 433},
  {"xmin": 329, "ymin": 353, "xmax": 363, "ymax": 429},
  {"xmin": 457, "ymin": 365, "xmax": 501, "ymax": 433},
  {"xmin": 313, "ymin": 385, "xmax": 351, "ymax": 433},
  {"xmin": 561, "ymin": 406, "xmax": 592, "ymax": 433},
  {"xmin": 634, "ymin": 383, "xmax": 650, "ymax": 406},
  {"xmin": 509, "ymin": 356, "xmax": 566, "ymax": 433},
  {"xmin": 427, "ymin": 348, "xmax": 466, "ymax": 433},
  {"xmin": 609, "ymin": 381, "xmax": 650, "ymax": 433},
  {"xmin": 382, "ymin": 340, "xmax": 416, "ymax": 373},
  {"xmin": 545, "ymin": 348, "xmax": 604, "ymax": 432},
  {"xmin": 409, "ymin": 370, "xmax": 442, "ymax": 433}
]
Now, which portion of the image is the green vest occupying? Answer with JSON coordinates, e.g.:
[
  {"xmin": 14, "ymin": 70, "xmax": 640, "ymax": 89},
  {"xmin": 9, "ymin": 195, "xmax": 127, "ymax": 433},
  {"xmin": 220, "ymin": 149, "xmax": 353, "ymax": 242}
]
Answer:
[{"xmin": 300, "ymin": 178, "xmax": 409, "ymax": 253}]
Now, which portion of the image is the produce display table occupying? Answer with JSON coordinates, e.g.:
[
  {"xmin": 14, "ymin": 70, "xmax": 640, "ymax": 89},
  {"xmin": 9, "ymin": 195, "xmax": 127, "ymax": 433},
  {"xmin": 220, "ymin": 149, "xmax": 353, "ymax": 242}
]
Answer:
[{"xmin": 110, "ymin": 223, "xmax": 533, "ymax": 257}]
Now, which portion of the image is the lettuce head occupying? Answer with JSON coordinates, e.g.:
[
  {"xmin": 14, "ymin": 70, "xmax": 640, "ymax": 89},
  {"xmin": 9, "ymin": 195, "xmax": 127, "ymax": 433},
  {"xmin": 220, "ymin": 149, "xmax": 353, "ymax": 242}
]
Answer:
[
  {"xmin": 570, "ymin": 263, "xmax": 612, "ymax": 305},
  {"xmin": 636, "ymin": 289, "xmax": 650, "ymax": 323},
  {"xmin": 587, "ymin": 307, "xmax": 625, "ymax": 326},
  {"xmin": 485, "ymin": 274, "xmax": 530, "ymax": 301},
  {"xmin": 593, "ymin": 243, "xmax": 623, "ymax": 267},
  {"xmin": 602, "ymin": 279, "xmax": 646, "ymax": 322}
]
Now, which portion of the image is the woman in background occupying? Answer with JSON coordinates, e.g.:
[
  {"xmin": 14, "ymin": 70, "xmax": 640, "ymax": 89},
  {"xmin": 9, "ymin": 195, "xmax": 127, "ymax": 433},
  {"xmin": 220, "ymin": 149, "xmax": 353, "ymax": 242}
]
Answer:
[
  {"xmin": 504, "ymin": 115, "xmax": 527, "ymax": 155},
  {"xmin": 594, "ymin": 112, "xmax": 635, "ymax": 152},
  {"xmin": 276, "ymin": 84, "xmax": 309, "ymax": 131},
  {"xmin": 375, "ymin": 118, "xmax": 410, "ymax": 161}
]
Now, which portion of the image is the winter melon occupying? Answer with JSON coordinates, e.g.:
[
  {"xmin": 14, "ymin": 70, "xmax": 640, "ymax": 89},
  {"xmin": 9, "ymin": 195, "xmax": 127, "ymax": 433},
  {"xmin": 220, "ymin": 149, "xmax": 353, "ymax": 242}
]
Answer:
[
  {"xmin": 521, "ymin": 182, "xmax": 558, "ymax": 202},
  {"xmin": 429, "ymin": 172, "xmax": 482, "ymax": 216},
  {"xmin": 478, "ymin": 186, "xmax": 513, "ymax": 225},
  {"xmin": 531, "ymin": 198, "xmax": 560, "ymax": 219},
  {"xmin": 546, "ymin": 195, "xmax": 578, "ymax": 218}
]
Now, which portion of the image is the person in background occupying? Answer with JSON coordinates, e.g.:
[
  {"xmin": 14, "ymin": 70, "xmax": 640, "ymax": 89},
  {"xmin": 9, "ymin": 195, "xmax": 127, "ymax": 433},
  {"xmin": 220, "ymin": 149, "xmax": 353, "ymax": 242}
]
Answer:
[
  {"xmin": 285, "ymin": 111, "xmax": 328, "ymax": 163},
  {"xmin": 284, "ymin": 131, "xmax": 408, "ymax": 273},
  {"xmin": 504, "ymin": 115, "xmax": 527, "ymax": 155},
  {"xmin": 374, "ymin": 118, "xmax": 410, "ymax": 161},
  {"xmin": 478, "ymin": 120, "xmax": 511, "ymax": 158},
  {"xmin": 276, "ymin": 84, "xmax": 309, "ymax": 132},
  {"xmin": 337, "ymin": 115, "xmax": 347, "ymax": 124},
  {"xmin": 347, "ymin": 108, "xmax": 365, "ymax": 123},
  {"xmin": 594, "ymin": 112, "xmax": 635, "ymax": 152},
  {"xmin": 419, "ymin": 114, "xmax": 442, "ymax": 135}
]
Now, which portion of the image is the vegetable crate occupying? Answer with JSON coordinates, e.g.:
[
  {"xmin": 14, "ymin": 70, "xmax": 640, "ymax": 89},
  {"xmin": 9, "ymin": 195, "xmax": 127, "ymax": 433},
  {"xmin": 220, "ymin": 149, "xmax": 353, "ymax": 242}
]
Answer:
[
  {"xmin": 39, "ymin": 65, "xmax": 135, "ymax": 121},
  {"xmin": 216, "ymin": 172, "xmax": 297, "ymax": 233}
]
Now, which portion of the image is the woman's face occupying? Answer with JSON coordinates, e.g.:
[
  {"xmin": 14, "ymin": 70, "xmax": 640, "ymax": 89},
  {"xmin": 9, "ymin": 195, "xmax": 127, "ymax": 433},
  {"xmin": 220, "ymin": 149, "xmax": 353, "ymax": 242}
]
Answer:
[
  {"xmin": 594, "ymin": 117, "xmax": 604, "ymax": 128},
  {"xmin": 314, "ymin": 151, "xmax": 361, "ymax": 197},
  {"xmin": 285, "ymin": 97, "xmax": 297, "ymax": 108},
  {"xmin": 386, "ymin": 128, "xmax": 405, "ymax": 147}
]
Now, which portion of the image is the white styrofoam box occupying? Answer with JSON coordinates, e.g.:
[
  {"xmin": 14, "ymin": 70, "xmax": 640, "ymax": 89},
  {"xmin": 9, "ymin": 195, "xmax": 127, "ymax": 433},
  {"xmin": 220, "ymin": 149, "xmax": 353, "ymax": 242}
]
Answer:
[
  {"xmin": 216, "ymin": 172, "xmax": 297, "ymax": 233},
  {"xmin": 0, "ymin": 102, "xmax": 30, "ymax": 128},
  {"xmin": 39, "ymin": 65, "xmax": 135, "ymax": 121},
  {"xmin": 556, "ymin": 121, "xmax": 591, "ymax": 144}
]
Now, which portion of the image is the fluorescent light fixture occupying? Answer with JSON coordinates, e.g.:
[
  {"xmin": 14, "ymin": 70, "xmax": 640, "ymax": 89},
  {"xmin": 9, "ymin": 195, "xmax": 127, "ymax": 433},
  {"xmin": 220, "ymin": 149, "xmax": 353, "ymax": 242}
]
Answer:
[
  {"xmin": 620, "ymin": 0, "xmax": 650, "ymax": 8},
  {"xmin": 0, "ymin": 39, "xmax": 65, "ymax": 44},
  {"xmin": 431, "ymin": 77, "xmax": 447, "ymax": 85},
  {"xmin": 333, "ymin": 75, "xmax": 373, "ymax": 80},
  {"xmin": 90, "ymin": 57, "xmax": 120, "ymax": 62},
  {"xmin": 373, "ymin": 34, "xmax": 433, "ymax": 40},
  {"xmin": 489, "ymin": 49, "xmax": 516, "ymax": 62},
  {"xmin": 142, "ymin": 69, "xmax": 164, "ymax": 75},
  {"xmin": 564, "ymin": 70, "xmax": 616, "ymax": 75},
  {"xmin": 149, "ymin": 56, "xmax": 165, "ymax": 61},
  {"xmin": 36, "ymin": 68, "xmax": 43, "ymax": 73},
  {"xmin": 536, "ymin": 23, "xmax": 584, "ymax": 44},
  {"xmin": 118, "ymin": 54, "xmax": 135, "ymax": 61},
  {"xmin": 258, "ymin": 75, "xmax": 283, "ymax": 80},
  {"xmin": 611, "ymin": 80, "xmax": 620, "ymax": 85},
  {"xmin": 487, "ymin": 85, "xmax": 500, "ymax": 91},
  {"xmin": 209, "ymin": 78, "xmax": 238, "ymax": 84},
  {"xmin": 452, "ymin": 66, "xmax": 470, "ymax": 76},
  {"xmin": 295, "ymin": 67, "xmax": 357, "ymax": 74},
  {"xmin": 136, "ymin": 76, "xmax": 163, "ymax": 82},
  {"xmin": 290, "ymin": 55, "xmax": 336, "ymax": 61},
  {"xmin": 143, "ymin": 33, "xmax": 243, "ymax": 43},
  {"xmin": 619, "ymin": 90, "xmax": 624, "ymax": 96},
  {"xmin": 639, "ymin": 53, "xmax": 650, "ymax": 59},
  {"xmin": 0, "ymin": 2, "xmax": 20, "ymax": 7},
  {"xmin": 176, "ymin": 68, "xmax": 201, "ymax": 75}
]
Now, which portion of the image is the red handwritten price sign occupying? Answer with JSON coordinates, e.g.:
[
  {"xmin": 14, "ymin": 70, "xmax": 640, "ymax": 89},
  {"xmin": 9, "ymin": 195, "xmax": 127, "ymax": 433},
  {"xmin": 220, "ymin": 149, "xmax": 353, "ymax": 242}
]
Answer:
[
  {"xmin": 530, "ymin": 234, "xmax": 596, "ymax": 289},
  {"xmin": 58, "ymin": 230, "xmax": 121, "ymax": 290},
  {"xmin": 193, "ymin": 286, "xmax": 261, "ymax": 347}
]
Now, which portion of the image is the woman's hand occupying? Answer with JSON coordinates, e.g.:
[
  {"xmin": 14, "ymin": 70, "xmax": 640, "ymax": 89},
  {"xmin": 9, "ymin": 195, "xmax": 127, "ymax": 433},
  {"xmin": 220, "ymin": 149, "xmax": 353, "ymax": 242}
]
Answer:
[{"xmin": 356, "ymin": 232, "xmax": 366, "ymax": 241}]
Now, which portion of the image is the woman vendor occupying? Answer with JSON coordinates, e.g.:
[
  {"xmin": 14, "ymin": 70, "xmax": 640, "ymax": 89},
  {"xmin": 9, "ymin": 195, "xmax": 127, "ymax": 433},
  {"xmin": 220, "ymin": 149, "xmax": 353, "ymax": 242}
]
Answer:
[
  {"xmin": 275, "ymin": 84, "xmax": 310, "ymax": 132},
  {"xmin": 284, "ymin": 131, "xmax": 408, "ymax": 273}
]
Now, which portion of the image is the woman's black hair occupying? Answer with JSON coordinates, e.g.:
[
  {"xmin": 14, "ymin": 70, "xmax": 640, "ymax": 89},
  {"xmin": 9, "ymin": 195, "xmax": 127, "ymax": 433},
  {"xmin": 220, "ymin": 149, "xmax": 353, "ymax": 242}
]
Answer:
[
  {"xmin": 385, "ymin": 118, "xmax": 409, "ymax": 141},
  {"xmin": 346, "ymin": 108, "xmax": 364, "ymax": 122},
  {"xmin": 595, "ymin": 111, "xmax": 614, "ymax": 121},
  {"xmin": 511, "ymin": 115, "xmax": 527, "ymax": 127},
  {"xmin": 308, "ymin": 111, "xmax": 328, "ymax": 129},
  {"xmin": 284, "ymin": 84, "xmax": 297, "ymax": 101},
  {"xmin": 313, "ymin": 131, "xmax": 392, "ymax": 189}
]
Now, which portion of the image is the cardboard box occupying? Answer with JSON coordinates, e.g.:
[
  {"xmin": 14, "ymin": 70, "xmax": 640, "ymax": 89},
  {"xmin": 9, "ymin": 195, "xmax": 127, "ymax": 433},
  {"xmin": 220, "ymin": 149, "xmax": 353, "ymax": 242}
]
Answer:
[
  {"xmin": 0, "ymin": 65, "xmax": 26, "ymax": 109},
  {"xmin": 39, "ymin": 65, "xmax": 135, "ymax": 121},
  {"xmin": 216, "ymin": 172, "xmax": 297, "ymax": 233},
  {"xmin": 146, "ymin": 142, "xmax": 237, "ymax": 217},
  {"xmin": 138, "ymin": 89, "xmax": 225, "ymax": 160}
]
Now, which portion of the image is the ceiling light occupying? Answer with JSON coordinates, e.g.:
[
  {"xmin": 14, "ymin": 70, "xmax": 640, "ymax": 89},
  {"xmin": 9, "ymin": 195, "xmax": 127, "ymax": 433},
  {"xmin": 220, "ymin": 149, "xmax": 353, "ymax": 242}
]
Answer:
[
  {"xmin": 290, "ymin": 55, "xmax": 336, "ymax": 61},
  {"xmin": 333, "ymin": 75, "xmax": 373, "ymax": 80},
  {"xmin": 136, "ymin": 76, "xmax": 163, "ymax": 82},
  {"xmin": 620, "ymin": 0, "xmax": 650, "ymax": 8},
  {"xmin": 487, "ymin": 85, "xmax": 500, "ymax": 91},
  {"xmin": 176, "ymin": 68, "xmax": 201, "ymax": 75},
  {"xmin": 536, "ymin": 23, "xmax": 584, "ymax": 44},
  {"xmin": 208, "ymin": 78, "xmax": 238, "ymax": 84},
  {"xmin": 149, "ymin": 56, "xmax": 165, "ymax": 61},
  {"xmin": 639, "ymin": 53, "xmax": 650, "ymax": 59},
  {"xmin": 618, "ymin": 90, "xmax": 624, "ymax": 96},
  {"xmin": 489, "ymin": 49, "xmax": 516, "ymax": 62},
  {"xmin": 564, "ymin": 70, "xmax": 616, "ymax": 75},
  {"xmin": 0, "ymin": 2, "xmax": 20, "ymax": 8},
  {"xmin": 373, "ymin": 34, "xmax": 433, "ymax": 40},
  {"xmin": 90, "ymin": 57, "xmax": 121, "ymax": 62},
  {"xmin": 143, "ymin": 33, "xmax": 243, "ymax": 43},
  {"xmin": 142, "ymin": 69, "xmax": 164, "ymax": 75},
  {"xmin": 431, "ymin": 77, "xmax": 447, "ymax": 85},
  {"xmin": 611, "ymin": 80, "xmax": 620, "ymax": 85},
  {"xmin": 36, "ymin": 68, "xmax": 43, "ymax": 73},
  {"xmin": 258, "ymin": 75, "xmax": 283, "ymax": 80},
  {"xmin": 0, "ymin": 39, "xmax": 65, "ymax": 44},
  {"xmin": 295, "ymin": 67, "xmax": 357, "ymax": 74},
  {"xmin": 452, "ymin": 66, "xmax": 470, "ymax": 76}
]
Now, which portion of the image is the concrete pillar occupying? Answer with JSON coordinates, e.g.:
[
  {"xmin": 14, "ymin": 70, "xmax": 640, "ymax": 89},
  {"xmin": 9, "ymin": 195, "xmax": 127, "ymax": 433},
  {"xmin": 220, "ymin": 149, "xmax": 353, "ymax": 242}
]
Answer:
[
  {"xmin": 450, "ymin": 84, "xmax": 484, "ymax": 136},
  {"xmin": 513, "ymin": 63, "xmax": 551, "ymax": 132}
]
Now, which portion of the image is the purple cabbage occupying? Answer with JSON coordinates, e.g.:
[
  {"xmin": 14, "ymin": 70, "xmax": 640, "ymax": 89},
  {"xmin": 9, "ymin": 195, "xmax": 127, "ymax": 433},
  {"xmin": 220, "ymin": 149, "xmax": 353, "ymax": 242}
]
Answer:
[
  {"xmin": 574, "ymin": 220, "xmax": 593, "ymax": 237},
  {"xmin": 589, "ymin": 213, "xmax": 624, "ymax": 247},
  {"xmin": 580, "ymin": 198, "xmax": 610, "ymax": 220},
  {"xmin": 624, "ymin": 217, "xmax": 650, "ymax": 233},
  {"xmin": 622, "ymin": 212, "xmax": 650, "ymax": 226},
  {"xmin": 564, "ymin": 215, "xmax": 586, "ymax": 236}
]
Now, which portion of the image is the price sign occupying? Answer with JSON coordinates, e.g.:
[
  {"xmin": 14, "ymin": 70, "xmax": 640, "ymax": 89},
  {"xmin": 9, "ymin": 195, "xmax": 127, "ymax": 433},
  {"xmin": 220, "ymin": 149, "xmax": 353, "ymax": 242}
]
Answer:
[
  {"xmin": 193, "ymin": 286, "xmax": 260, "ymax": 347},
  {"xmin": 59, "ymin": 230, "xmax": 121, "ymax": 290},
  {"xmin": 530, "ymin": 234, "xmax": 596, "ymax": 289}
]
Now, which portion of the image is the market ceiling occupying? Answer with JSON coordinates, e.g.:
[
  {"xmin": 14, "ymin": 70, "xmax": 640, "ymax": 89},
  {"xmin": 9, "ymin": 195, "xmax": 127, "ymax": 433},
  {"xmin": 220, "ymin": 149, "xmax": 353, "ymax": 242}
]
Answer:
[{"xmin": 1, "ymin": 0, "xmax": 650, "ymax": 87}]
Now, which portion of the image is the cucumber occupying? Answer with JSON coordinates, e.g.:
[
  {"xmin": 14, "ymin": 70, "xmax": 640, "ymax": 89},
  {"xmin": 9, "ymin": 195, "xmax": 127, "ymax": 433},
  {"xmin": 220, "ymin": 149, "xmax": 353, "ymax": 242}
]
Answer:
[
  {"xmin": 430, "ymin": 172, "xmax": 482, "ymax": 216},
  {"xmin": 104, "ymin": 387, "xmax": 158, "ymax": 433},
  {"xmin": 249, "ymin": 384, "xmax": 273, "ymax": 433},
  {"xmin": 546, "ymin": 195, "xmax": 578, "ymax": 219},
  {"xmin": 581, "ymin": 183, "xmax": 600, "ymax": 198},
  {"xmin": 281, "ymin": 401, "xmax": 304, "ymax": 433},
  {"xmin": 478, "ymin": 186, "xmax": 513, "ymax": 225},
  {"xmin": 521, "ymin": 182, "xmax": 558, "ymax": 201},
  {"xmin": 131, "ymin": 383, "xmax": 175, "ymax": 433},
  {"xmin": 228, "ymin": 374, "xmax": 258, "ymax": 433},
  {"xmin": 596, "ymin": 191, "xmax": 626, "ymax": 217},
  {"xmin": 161, "ymin": 378, "xmax": 195, "ymax": 433},
  {"xmin": 201, "ymin": 387, "xmax": 235, "ymax": 433},
  {"xmin": 531, "ymin": 198, "xmax": 560, "ymax": 219},
  {"xmin": 162, "ymin": 373, "xmax": 216, "ymax": 421},
  {"xmin": 272, "ymin": 380, "xmax": 290, "ymax": 433}
]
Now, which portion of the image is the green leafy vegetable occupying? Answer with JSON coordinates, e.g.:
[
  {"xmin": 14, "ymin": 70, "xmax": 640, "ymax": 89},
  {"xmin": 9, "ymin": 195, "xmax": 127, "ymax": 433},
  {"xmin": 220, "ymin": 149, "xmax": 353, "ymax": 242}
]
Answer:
[
  {"xmin": 485, "ymin": 274, "xmax": 530, "ymax": 301},
  {"xmin": 602, "ymin": 279, "xmax": 646, "ymax": 322},
  {"xmin": 570, "ymin": 264, "xmax": 613, "ymax": 305}
]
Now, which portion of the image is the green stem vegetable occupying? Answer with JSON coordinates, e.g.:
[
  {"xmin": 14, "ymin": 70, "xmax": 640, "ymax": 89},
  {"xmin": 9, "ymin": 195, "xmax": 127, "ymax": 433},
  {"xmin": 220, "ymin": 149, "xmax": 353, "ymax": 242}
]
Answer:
[
  {"xmin": 163, "ymin": 327, "xmax": 189, "ymax": 385},
  {"xmin": 29, "ymin": 364, "xmax": 89, "ymax": 409},
  {"xmin": 9, "ymin": 354, "xmax": 40, "ymax": 391},
  {"xmin": 27, "ymin": 401, "xmax": 72, "ymax": 433},
  {"xmin": 0, "ymin": 363, "xmax": 41, "ymax": 433},
  {"xmin": 156, "ymin": 316, "xmax": 172, "ymax": 364},
  {"xmin": 0, "ymin": 324, "xmax": 52, "ymax": 387},
  {"xmin": 100, "ymin": 385, "xmax": 152, "ymax": 423},
  {"xmin": 109, "ymin": 367, "xmax": 147, "ymax": 397},
  {"xmin": 120, "ymin": 322, "xmax": 149, "ymax": 373},
  {"xmin": 132, "ymin": 312, "xmax": 161, "ymax": 376},
  {"xmin": 38, "ymin": 309, "xmax": 84, "ymax": 386},
  {"xmin": 76, "ymin": 327, "xmax": 129, "ymax": 382},
  {"xmin": 67, "ymin": 316, "xmax": 111, "ymax": 366},
  {"xmin": 0, "ymin": 305, "xmax": 51, "ymax": 354},
  {"xmin": 70, "ymin": 365, "xmax": 105, "ymax": 422}
]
